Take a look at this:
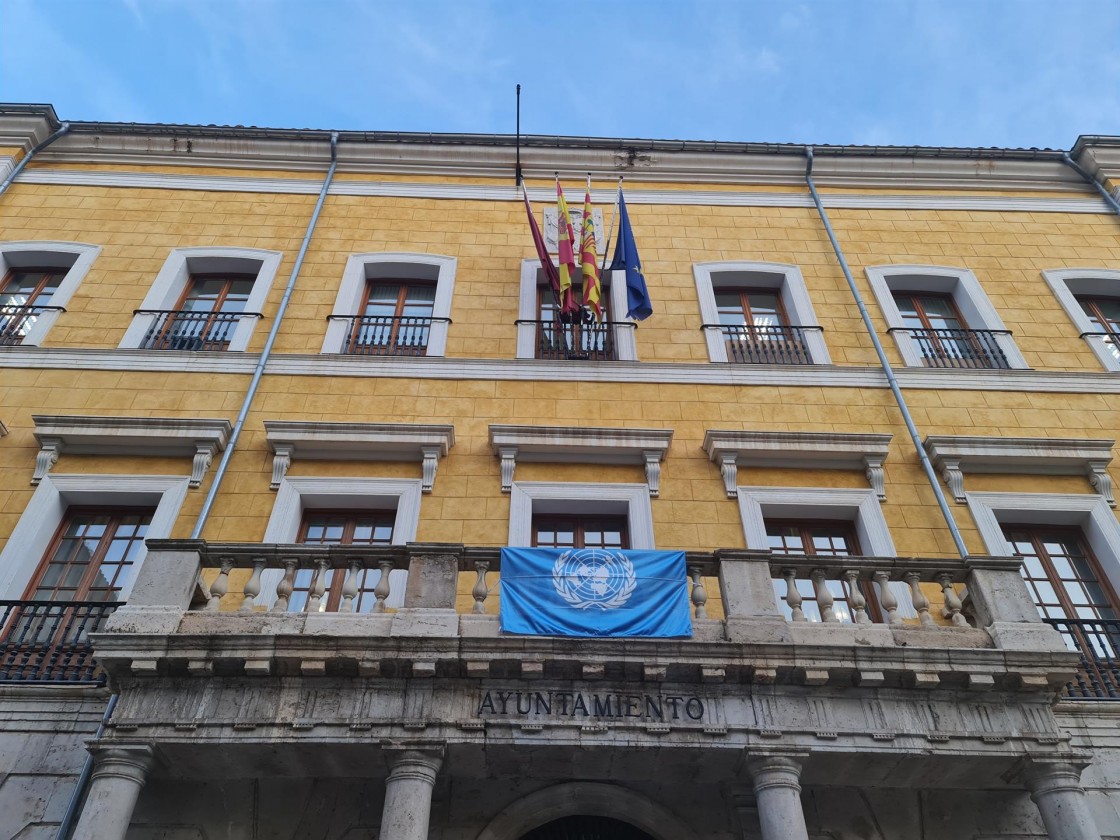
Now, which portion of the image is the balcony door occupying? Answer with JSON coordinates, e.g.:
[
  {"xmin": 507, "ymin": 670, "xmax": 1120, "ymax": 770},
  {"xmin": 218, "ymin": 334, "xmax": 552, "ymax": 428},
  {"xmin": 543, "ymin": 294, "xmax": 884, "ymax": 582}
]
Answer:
[
  {"xmin": 714, "ymin": 287, "xmax": 810, "ymax": 364},
  {"xmin": 0, "ymin": 267, "xmax": 66, "ymax": 345},
  {"xmin": 346, "ymin": 280, "xmax": 435, "ymax": 355},
  {"xmin": 291, "ymin": 510, "xmax": 396, "ymax": 612},
  {"xmin": 892, "ymin": 291, "xmax": 1008, "ymax": 369},
  {"xmin": 767, "ymin": 519, "xmax": 873, "ymax": 622},
  {"xmin": 1077, "ymin": 295, "xmax": 1120, "ymax": 364},
  {"xmin": 536, "ymin": 284, "xmax": 615, "ymax": 361},
  {"xmin": 532, "ymin": 515, "xmax": 629, "ymax": 550},
  {"xmin": 147, "ymin": 273, "xmax": 255, "ymax": 350}
]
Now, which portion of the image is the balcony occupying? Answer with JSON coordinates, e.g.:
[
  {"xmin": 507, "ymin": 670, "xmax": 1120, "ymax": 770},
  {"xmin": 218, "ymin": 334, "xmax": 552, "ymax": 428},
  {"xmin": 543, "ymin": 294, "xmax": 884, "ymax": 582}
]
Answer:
[
  {"xmin": 1044, "ymin": 617, "xmax": 1120, "ymax": 700},
  {"xmin": 335, "ymin": 314, "xmax": 444, "ymax": 357},
  {"xmin": 0, "ymin": 599, "xmax": 118, "ymax": 684},
  {"xmin": 0, "ymin": 303, "xmax": 63, "ymax": 346},
  {"xmin": 891, "ymin": 327, "xmax": 1011, "ymax": 369},
  {"xmin": 523, "ymin": 319, "xmax": 623, "ymax": 361},
  {"xmin": 715, "ymin": 324, "xmax": 817, "ymax": 365},
  {"xmin": 138, "ymin": 309, "xmax": 260, "ymax": 351}
]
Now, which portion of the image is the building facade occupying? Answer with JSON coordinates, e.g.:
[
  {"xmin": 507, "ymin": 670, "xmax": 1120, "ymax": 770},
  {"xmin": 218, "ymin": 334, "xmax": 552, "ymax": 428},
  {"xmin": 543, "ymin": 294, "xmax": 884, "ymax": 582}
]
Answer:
[{"xmin": 1, "ymin": 103, "xmax": 1120, "ymax": 839}]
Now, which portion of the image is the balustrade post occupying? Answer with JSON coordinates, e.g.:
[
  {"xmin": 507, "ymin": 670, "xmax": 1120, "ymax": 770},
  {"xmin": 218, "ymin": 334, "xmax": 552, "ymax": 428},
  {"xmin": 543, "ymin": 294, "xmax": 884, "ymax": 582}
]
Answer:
[
  {"xmin": 784, "ymin": 570, "xmax": 805, "ymax": 623},
  {"xmin": 689, "ymin": 565, "xmax": 708, "ymax": 620},
  {"xmin": 965, "ymin": 557, "xmax": 1067, "ymax": 651},
  {"xmin": 714, "ymin": 550, "xmax": 792, "ymax": 643},
  {"xmin": 378, "ymin": 746, "xmax": 444, "ymax": 840},
  {"xmin": 103, "ymin": 540, "xmax": 204, "ymax": 634},
  {"xmin": 844, "ymin": 570, "xmax": 869, "ymax": 624},
  {"xmin": 340, "ymin": 559, "xmax": 361, "ymax": 613},
  {"xmin": 392, "ymin": 543, "xmax": 462, "ymax": 637},
  {"xmin": 207, "ymin": 557, "xmax": 233, "ymax": 611},
  {"xmin": 374, "ymin": 560, "xmax": 395, "ymax": 613},
  {"xmin": 240, "ymin": 558, "xmax": 266, "ymax": 612},
  {"xmin": 1022, "ymin": 761, "xmax": 1103, "ymax": 840},
  {"xmin": 306, "ymin": 558, "xmax": 329, "ymax": 612},
  {"xmin": 272, "ymin": 558, "xmax": 297, "ymax": 613},
  {"xmin": 873, "ymin": 571, "xmax": 901, "ymax": 624},
  {"xmin": 747, "ymin": 755, "xmax": 811, "ymax": 840},
  {"xmin": 810, "ymin": 570, "xmax": 836, "ymax": 623},
  {"xmin": 71, "ymin": 746, "xmax": 154, "ymax": 840},
  {"xmin": 937, "ymin": 573, "xmax": 968, "ymax": 627},
  {"xmin": 904, "ymin": 571, "xmax": 934, "ymax": 626},
  {"xmin": 472, "ymin": 559, "xmax": 490, "ymax": 614}
]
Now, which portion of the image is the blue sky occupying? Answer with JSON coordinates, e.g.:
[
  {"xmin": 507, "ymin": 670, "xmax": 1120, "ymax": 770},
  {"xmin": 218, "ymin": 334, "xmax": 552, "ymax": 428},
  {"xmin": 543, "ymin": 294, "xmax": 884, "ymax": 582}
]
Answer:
[{"xmin": 3, "ymin": 0, "xmax": 1120, "ymax": 150}]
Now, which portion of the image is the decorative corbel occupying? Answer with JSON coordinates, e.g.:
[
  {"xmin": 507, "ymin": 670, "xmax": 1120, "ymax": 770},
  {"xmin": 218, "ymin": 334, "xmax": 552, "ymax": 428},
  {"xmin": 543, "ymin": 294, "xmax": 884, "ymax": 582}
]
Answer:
[
  {"xmin": 863, "ymin": 455, "xmax": 886, "ymax": 501},
  {"xmin": 420, "ymin": 445, "xmax": 441, "ymax": 494},
  {"xmin": 1087, "ymin": 460, "xmax": 1115, "ymax": 507},
  {"xmin": 719, "ymin": 452, "xmax": 738, "ymax": 498},
  {"xmin": 499, "ymin": 447, "xmax": 518, "ymax": 493},
  {"xmin": 270, "ymin": 443, "xmax": 294, "ymax": 491},
  {"xmin": 644, "ymin": 450, "xmax": 663, "ymax": 498},
  {"xmin": 940, "ymin": 458, "xmax": 965, "ymax": 503},
  {"xmin": 32, "ymin": 437, "xmax": 63, "ymax": 486},
  {"xmin": 190, "ymin": 441, "xmax": 217, "ymax": 489}
]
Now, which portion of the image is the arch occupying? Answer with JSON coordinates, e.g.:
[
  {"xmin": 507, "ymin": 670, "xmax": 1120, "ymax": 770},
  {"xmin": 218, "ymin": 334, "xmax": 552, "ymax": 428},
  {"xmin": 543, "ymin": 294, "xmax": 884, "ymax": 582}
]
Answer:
[{"xmin": 475, "ymin": 782, "xmax": 701, "ymax": 840}]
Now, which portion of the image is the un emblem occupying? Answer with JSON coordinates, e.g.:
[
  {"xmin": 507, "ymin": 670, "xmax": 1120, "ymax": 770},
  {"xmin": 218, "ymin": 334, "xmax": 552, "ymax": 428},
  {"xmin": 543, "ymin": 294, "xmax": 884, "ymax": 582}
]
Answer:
[{"xmin": 552, "ymin": 549, "xmax": 637, "ymax": 610}]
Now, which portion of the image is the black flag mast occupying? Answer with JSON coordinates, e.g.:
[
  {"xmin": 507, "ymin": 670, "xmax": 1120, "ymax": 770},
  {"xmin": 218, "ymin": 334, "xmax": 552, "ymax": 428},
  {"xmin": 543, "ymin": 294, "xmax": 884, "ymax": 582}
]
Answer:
[{"xmin": 515, "ymin": 84, "xmax": 522, "ymax": 186}]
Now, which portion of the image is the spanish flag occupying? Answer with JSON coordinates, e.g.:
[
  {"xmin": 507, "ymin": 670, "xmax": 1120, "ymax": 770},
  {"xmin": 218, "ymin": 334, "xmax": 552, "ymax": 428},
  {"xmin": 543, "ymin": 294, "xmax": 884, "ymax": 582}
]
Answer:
[
  {"xmin": 556, "ymin": 181, "xmax": 578, "ymax": 315},
  {"xmin": 580, "ymin": 179, "xmax": 602, "ymax": 320}
]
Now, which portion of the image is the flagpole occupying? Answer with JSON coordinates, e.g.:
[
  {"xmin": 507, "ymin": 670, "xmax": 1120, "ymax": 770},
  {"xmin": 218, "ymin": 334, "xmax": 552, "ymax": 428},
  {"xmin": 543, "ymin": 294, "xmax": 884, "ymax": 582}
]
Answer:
[
  {"xmin": 514, "ymin": 84, "xmax": 522, "ymax": 186},
  {"xmin": 599, "ymin": 175, "xmax": 622, "ymax": 277}
]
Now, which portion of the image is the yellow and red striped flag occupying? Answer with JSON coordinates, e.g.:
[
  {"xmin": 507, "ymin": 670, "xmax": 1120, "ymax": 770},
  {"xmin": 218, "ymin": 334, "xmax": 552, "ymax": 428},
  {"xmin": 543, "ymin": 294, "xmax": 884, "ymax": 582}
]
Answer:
[
  {"xmin": 556, "ymin": 180, "xmax": 578, "ymax": 315},
  {"xmin": 580, "ymin": 178, "xmax": 602, "ymax": 320}
]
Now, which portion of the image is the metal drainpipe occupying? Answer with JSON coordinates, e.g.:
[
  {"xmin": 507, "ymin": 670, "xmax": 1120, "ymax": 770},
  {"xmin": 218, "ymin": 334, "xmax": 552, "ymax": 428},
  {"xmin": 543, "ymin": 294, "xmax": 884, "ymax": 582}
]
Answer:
[
  {"xmin": 804, "ymin": 147, "xmax": 970, "ymax": 560},
  {"xmin": 1062, "ymin": 151, "xmax": 1120, "ymax": 216},
  {"xmin": 0, "ymin": 122, "xmax": 70, "ymax": 198},
  {"xmin": 191, "ymin": 130, "xmax": 340, "ymax": 538}
]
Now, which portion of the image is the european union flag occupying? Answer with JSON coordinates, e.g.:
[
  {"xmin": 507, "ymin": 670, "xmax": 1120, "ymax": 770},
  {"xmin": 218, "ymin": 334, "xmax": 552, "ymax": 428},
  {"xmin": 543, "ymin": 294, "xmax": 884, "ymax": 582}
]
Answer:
[
  {"xmin": 609, "ymin": 191, "xmax": 653, "ymax": 321},
  {"xmin": 499, "ymin": 547, "xmax": 691, "ymax": 638}
]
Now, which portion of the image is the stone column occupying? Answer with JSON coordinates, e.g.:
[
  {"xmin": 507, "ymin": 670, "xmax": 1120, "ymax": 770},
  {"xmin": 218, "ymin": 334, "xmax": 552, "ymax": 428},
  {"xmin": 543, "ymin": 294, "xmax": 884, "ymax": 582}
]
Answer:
[
  {"xmin": 747, "ymin": 755, "xmax": 810, "ymax": 840},
  {"xmin": 1023, "ymin": 761, "xmax": 1103, "ymax": 840},
  {"xmin": 378, "ymin": 746, "xmax": 444, "ymax": 840},
  {"xmin": 71, "ymin": 745, "xmax": 154, "ymax": 840}
]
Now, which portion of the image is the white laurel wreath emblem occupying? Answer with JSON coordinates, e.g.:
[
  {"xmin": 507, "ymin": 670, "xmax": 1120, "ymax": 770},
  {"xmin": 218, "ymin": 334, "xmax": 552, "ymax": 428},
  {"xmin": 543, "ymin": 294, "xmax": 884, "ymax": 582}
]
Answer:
[{"xmin": 552, "ymin": 549, "xmax": 637, "ymax": 610}]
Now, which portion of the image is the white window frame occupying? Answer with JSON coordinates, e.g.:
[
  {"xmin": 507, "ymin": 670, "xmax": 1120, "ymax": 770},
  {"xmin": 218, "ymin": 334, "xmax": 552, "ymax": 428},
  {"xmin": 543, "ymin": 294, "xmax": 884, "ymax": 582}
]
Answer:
[
  {"xmin": 966, "ymin": 491, "xmax": 1120, "ymax": 602},
  {"xmin": 1040, "ymin": 268, "xmax": 1120, "ymax": 372},
  {"xmin": 507, "ymin": 481, "xmax": 655, "ymax": 548},
  {"xmin": 322, "ymin": 252, "xmax": 456, "ymax": 356},
  {"xmin": 516, "ymin": 261, "xmax": 637, "ymax": 361},
  {"xmin": 0, "ymin": 474, "xmax": 190, "ymax": 600},
  {"xmin": 864, "ymin": 264, "xmax": 1028, "ymax": 369},
  {"xmin": 119, "ymin": 246, "xmax": 283, "ymax": 352},
  {"xmin": 0, "ymin": 241, "xmax": 101, "ymax": 346},
  {"xmin": 261, "ymin": 476, "xmax": 423, "ymax": 609},
  {"xmin": 693, "ymin": 261, "xmax": 830, "ymax": 364}
]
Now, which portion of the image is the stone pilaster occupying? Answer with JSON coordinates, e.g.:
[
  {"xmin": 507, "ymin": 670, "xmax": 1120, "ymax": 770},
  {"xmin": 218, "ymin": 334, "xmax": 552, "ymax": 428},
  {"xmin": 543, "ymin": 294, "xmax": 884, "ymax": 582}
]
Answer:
[
  {"xmin": 747, "ymin": 754, "xmax": 810, "ymax": 840},
  {"xmin": 1023, "ymin": 761, "xmax": 1103, "ymax": 840},
  {"xmin": 71, "ymin": 745, "xmax": 154, "ymax": 840},
  {"xmin": 378, "ymin": 746, "xmax": 444, "ymax": 840}
]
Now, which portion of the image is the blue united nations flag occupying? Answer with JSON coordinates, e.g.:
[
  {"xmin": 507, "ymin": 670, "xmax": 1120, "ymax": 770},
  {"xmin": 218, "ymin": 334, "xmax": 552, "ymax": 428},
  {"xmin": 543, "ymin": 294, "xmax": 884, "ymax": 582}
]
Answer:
[{"xmin": 499, "ymin": 547, "xmax": 692, "ymax": 638}]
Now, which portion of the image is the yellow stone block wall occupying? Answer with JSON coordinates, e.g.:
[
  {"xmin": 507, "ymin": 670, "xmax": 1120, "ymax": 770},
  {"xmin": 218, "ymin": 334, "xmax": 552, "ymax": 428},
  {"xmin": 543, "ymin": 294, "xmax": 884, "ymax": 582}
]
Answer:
[{"xmin": 0, "ymin": 159, "xmax": 1117, "ymax": 624}]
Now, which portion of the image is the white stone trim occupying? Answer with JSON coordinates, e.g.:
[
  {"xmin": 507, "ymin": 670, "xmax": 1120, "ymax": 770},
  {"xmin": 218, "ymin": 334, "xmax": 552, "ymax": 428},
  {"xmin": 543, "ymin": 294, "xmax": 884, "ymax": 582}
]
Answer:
[
  {"xmin": 15, "ymin": 169, "xmax": 1111, "ymax": 212},
  {"xmin": 704, "ymin": 431, "xmax": 891, "ymax": 499},
  {"xmin": 490, "ymin": 425, "xmax": 673, "ymax": 496},
  {"xmin": 263, "ymin": 421, "xmax": 454, "ymax": 493},
  {"xmin": 966, "ymin": 491, "xmax": 1120, "ymax": 604},
  {"xmin": 736, "ymin": 486, "xmax": 897, "ymax": 556},
  {"xmin": 865, "ymin": 264, "xmax": 1028, "ymax": 369},
  {"xmin": 31, "ymin": 415, "xmax": 232, "ymax": 488},
  {"xmin": 925, "ymin": 435, "xmax": 1115, "ymax": 506},
  {"xmin": 321, "ymin": 252, "xmax": 456, "ymax": 356},
  {"xmin": 0, "ymin": 474, "xmax": 190, "ymax": 600},
  {"xmin": 261, "ymin": 476, "xmax": 422, "ymax": 609},
  {"xmin": 516, "ymin": 260, "xmax": 636, "ymax": 360},
  {"xmin": 1041, "ymin": 268, "xmax": 1120, "ymax": 371},
  {"xmin": 508, "ymin": 482, "xmax": 655, "ymax": 549},
  {"xmin": 0, "ymin": 241, "xmax": 101, "ymax": 346},
  {"xmin": 693, "ymin": 261, "xmax": 830, "ymax": 364},
  {"xmin": 118, "ymin": 246, "xmax": 282, "ymax": 352}
]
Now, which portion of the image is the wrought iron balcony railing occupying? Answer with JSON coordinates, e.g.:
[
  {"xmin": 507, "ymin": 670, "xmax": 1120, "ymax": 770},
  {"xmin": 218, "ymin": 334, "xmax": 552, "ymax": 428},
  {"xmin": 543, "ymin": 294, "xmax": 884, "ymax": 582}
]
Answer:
[
  {"xmin": 521, "ymin": 319, "xmax": 623, "ymax": 361},
  {"xmin": 334, "ymin": 314, "xmax": 446, "ymax": 356},
  {"xmin": 706, "ymin": 324, "xmax": 819, "ymax": 365},
  {"xmin": 0, "ymin": 600, "xmax": 118, "ymax": 684},
  {"xmin": 1044, "ymin": 617, "xmax": 1120, "ymax": 700},
  {"xmin": 891, "ymin": 327, "xmax": 1012, "ymax": 369},
  {"xmin": 0, "ymin": 303, "xmax": 63, "ymax": 346},
  {"xmin": 138, "ymin": 309, "xmax": 261, "ymax": 351}
]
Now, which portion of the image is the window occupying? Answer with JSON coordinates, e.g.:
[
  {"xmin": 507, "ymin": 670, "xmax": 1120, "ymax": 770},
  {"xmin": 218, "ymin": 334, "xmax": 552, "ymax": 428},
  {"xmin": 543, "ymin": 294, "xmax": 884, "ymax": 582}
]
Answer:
[
  {"xmin": 287, "ymin": 510, "xmax": 395, "ymax": 613},
  {"xmin": 517, "ymin": 262, "xmax": 637, "ymax": 361},
  {"xmin": 1003, "ymin": 525, "xmax": 1117, "ymax": 622},
  {"xmin": 0, "ymin": 267, "xmax": 67, "ymax": 345},
  {"xmin": 0, "ymin": 241, "xmax": 101, "ymax": 346},
  {"xmin": 693, "ymin": 262, "xmax": 829, "ymax": 365},
  {"xmin": 120, "ymin": 247, "xmax": 282, "ymax": 352},
  {"xmin": 25, "ymin": 509, "xmax": 153, "ymax": 602},
  {"xmin": 535, "ymin": 283, "xmax": 616, "ymax": 361},
  {"xmin": 767, "ymin": 519, "xmax": 876, "ymax": 623},
  {"xmin": 323, "ymin": 253, "xmax": 456, "ymax": 357},
  {"xmin": 532, "ymin": 515, "xmax": 629, "ymax": 549},
  {"xmin": 141, "ymin": 273, "xmax": 255, "ymax": 351},
  {"xmin": 866, "ymin": 265, "xmax": 1027, "ymax": 370},
  {"xmin": 508, "ymin": 483, "xmax": 655, "ymax": 549},
  {"xmin": 1040, "ymin": 269, "xmax": 1120, "ymax": 372},
  {"xmin": 343, "ymin": 280, "xmax": 436, "ymax": 356}
]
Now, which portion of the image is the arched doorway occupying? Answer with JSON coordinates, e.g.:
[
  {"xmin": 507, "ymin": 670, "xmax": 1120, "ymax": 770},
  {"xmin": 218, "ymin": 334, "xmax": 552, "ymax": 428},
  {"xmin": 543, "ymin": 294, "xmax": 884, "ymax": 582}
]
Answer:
[{"xmin": 520, "ymin": 815, "xmax": 655, "ymax": 840}]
